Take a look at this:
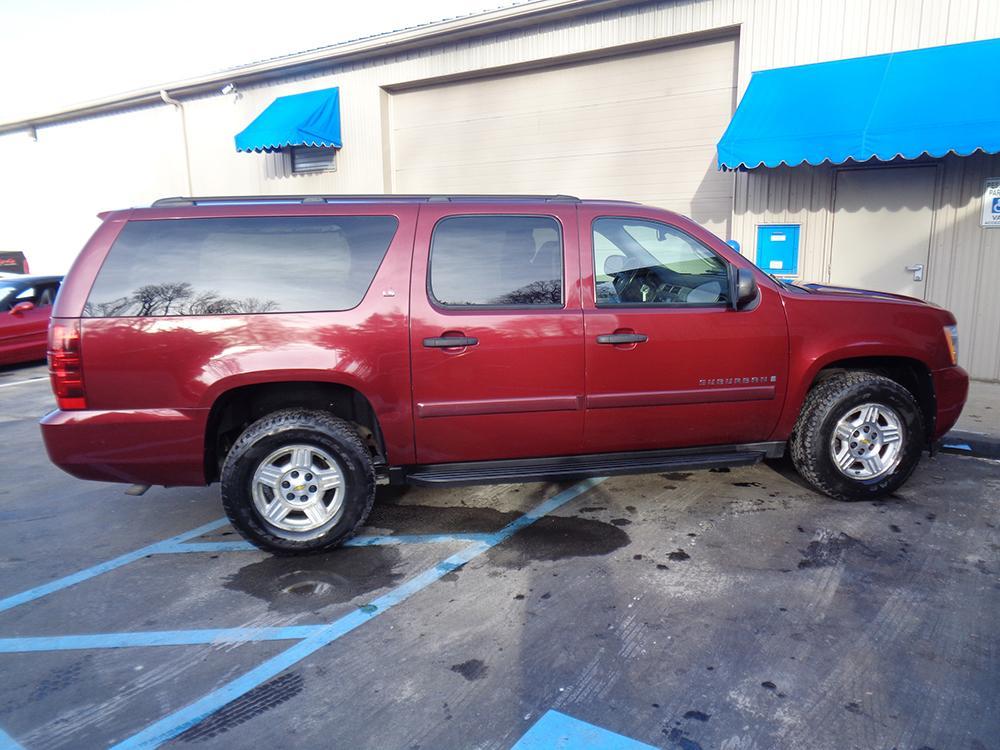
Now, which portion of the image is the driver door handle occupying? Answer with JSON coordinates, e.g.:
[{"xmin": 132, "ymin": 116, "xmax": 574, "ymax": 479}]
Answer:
[
  {"xmin": 596, "ymin": 333, "xmax": 648, "ymax": 345},
  {"xmin": 423, "ymin": 336, "xmax": 479, "ymax": 348}
]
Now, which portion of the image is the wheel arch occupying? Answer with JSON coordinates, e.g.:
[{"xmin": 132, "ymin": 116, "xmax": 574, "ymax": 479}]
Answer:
[
  {"xmin": 204, "ymin": 379, "xmax": 387, "ymax": 484},
  {"xmin": 797, "ymin": 355, "xmax": 936, "ymax": 443}
]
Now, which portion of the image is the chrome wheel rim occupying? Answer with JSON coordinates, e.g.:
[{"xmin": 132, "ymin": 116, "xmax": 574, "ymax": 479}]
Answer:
[
  {"xmin": 251, "ymin": 444, "xmax": 345, "ymax": 537},
  {"xmin": 830, "ymin": 402, "xmax": 904, "ymax": 481}
]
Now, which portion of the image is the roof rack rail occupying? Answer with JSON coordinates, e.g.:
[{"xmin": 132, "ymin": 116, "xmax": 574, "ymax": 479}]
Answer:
[{"xmin": 151, "ymin": 194, "xmax": 580, "ymax": 208}]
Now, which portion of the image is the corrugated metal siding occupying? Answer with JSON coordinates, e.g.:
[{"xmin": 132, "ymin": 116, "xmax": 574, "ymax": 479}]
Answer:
[
  {"xmin": 734, "ymin": 155, "xmax": 1000, "ymax": 380},
  {"xmin": 2, "ymin": 0, "xmax": 999, "ymax": 376}
]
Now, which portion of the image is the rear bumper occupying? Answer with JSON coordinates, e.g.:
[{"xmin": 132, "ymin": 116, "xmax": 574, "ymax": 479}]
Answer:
[
  {"xmin": 932, "ymin": 365, "xmax": 969, "ymax": 439},
  {"xmin": 39, "ymin": 407, "xmax": 208, "ymax": 486}
]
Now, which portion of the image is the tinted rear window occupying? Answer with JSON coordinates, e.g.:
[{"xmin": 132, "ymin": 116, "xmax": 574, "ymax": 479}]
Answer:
[
  {"xmin": 429, "ymin": 215, "xmax": 563, "ymax": 307},
  {"xmin": 84, "ymin": 216, "xmax": 398, "ymax": 317}
]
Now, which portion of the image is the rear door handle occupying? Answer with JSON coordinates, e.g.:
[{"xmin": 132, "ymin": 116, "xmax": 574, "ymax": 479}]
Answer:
[
  {"xmin": 596, "ymin": 333, "xmax": 648, "ymax": 345},
  {"xmin": 423, "ymin": 336, "xmax": 479, "ymax": 348}
]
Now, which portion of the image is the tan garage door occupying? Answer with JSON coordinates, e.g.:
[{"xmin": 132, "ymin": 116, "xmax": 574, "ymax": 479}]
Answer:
[{"xmin": 389, "ymin": 36, "xmax": 737, "ymax": 234}]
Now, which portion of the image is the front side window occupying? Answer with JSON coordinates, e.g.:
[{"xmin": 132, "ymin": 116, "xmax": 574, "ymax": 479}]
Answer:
[
  {"xmin": 593, "ymin": 218, "xmax": 731, "ymax": 307},
  {"xmin": 0, "ymin": 286, "xmax": 17, "ymax": 312},
  {"xmin": 84, "ymin": 215, "xmax": 398, "ymax": 317},
  {"xmin": 429, "ymin": 215, "xmax": 563, "ymax": 307}
]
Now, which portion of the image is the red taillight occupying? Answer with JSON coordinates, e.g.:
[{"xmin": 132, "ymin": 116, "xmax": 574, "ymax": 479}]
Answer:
[
  {"xmin": 48, "ymin": 319, "xmax": 86, "ymax": 410},
  {"xmin": 22, "ymin": 257, "xmax": 30, "ymax": 274}
]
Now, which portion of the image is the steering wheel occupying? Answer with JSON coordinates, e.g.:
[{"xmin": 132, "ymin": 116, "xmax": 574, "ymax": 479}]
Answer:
[{"xmin": 613, "ymin": 267, "xmax": 682, "ymax": 304}]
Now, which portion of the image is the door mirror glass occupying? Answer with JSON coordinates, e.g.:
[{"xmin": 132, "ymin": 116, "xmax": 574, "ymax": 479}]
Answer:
[
  {"xmin": 10, "ymin": 300, "xmax": 35, "ymax": 316},
  {"xmin": 733, "ymin": 267, "xmax": 759, "ymax": 311}
]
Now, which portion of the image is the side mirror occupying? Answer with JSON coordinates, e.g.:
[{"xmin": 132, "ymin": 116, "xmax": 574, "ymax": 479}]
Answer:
[
  {"xmin": 10, "ymin": 301, "xmax": 35, "ymax": 316},
  {"xmin": 733, "ymin": 268, "xmax": 759, "ymax": 311}
]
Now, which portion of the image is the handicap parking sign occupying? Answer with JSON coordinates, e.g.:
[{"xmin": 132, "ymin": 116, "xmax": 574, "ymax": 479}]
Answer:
[{"xmin": 983, "ymin": 179, "xmax": 1000, "ymax": 227}]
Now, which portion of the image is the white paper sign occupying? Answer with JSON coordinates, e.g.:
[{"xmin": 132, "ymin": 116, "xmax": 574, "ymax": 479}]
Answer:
[
  {"xmin": 982, "ymin": 178, "xmax": 1000, "ymax": 227},
  {"xmin": 769, "ymin": 260, "xmax": 783, "ymax": 270}
]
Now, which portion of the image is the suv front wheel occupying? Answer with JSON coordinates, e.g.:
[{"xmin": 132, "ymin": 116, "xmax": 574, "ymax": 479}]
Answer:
[
  {"xmin": 790, "ymin": 372, "xmax": 925, "ymax": 501},
  {"xmin": 220, "ymin": 409, "xmax": 376, "ymax": 554}
]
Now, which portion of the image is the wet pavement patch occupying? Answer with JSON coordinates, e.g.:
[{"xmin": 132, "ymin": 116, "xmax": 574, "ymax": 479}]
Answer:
[
  {"xmin": 683, "ymin": 710, "xmax": 710, "ymax": 721},
  {"xmin": 366, "ymin": 503, "xmax": 519, "ymax": 534},
  {"xmin": 797, "ymin": 531, "xmax": 872, "ymax": 569},
  {"xmin": 663, "ymin": 726, "xmax": 704, "ymax": 749},
  {"xmin": 223, "ymin": 547, "xmax": 404, "ymax": 611},
  {"xmin": 450, "ymin": 659, "xmax": 488, "ymax": 681},
  {"xmin": 176, "ymin": 672, "xmax": 304, "ymax": 743},
  {"xmin": 667, "ymin": 549, "xmax": 691, "ymax": 561},
  {"xmin": 486, "ymin": 515, "xmax": 630, "ymax": 569}
]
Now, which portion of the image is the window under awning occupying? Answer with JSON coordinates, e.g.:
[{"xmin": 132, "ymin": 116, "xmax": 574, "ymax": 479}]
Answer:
[
  {"xmin": 717, "ymin": 37, "xmax": 1000, "ymax": 170},
  {"xmin": 235, "ymin": 86, "xmax": 341, "ymax": 153}
]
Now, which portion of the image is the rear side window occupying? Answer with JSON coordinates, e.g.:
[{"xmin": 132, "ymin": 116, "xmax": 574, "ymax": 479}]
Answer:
[
  {"xmin": 83, "ymin": 216, "xmax": 398, "ymax": 317},
  {"xmin": 429, "ymin": 215, "xmax": 563, "ymax": 307}
]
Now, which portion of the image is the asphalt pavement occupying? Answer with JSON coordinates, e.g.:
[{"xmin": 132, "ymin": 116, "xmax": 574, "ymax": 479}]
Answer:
[{"xmin": 1, "ymin": 361, "xmax": 998, "ymax": 750}]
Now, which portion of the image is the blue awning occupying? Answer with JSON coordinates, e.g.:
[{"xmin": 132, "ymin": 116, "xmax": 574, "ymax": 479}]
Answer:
[
  {"xmin": 717, "ymin": 38, "xmax": 1000, "ymax": 170},
  {"xmin": 235, "ymin": 87, "xmax": 341, "ymax": 152}
]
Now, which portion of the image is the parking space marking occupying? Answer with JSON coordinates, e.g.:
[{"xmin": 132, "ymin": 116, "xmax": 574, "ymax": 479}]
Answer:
[
  {"xmin": 0, "ymin": 726, "xmax": 26, "ymax": 750},
  {"xmin": 0, "ymin": 625, "xmax": 323, "ymax": 653},
  {"xmin": 513, "ymin": 710, "xmax": 659, "ymax": 749},
  {"xmin": 0, "ymin": 519, "xmax": 228, "ymax": 614},
  {"xmin": 0, "ymin": 518, "xmax": 503, "ymax": 616},
  {"xmin": 166, "ymin": 532, "xmax": 497, "ymax": 554},
  {"xmin": 0, "ymin": 377, "xmax": 47, "ymax": 390},
  {"xmin": 110, "ymin": 477, "xmax": 605, "ymax": 750}
]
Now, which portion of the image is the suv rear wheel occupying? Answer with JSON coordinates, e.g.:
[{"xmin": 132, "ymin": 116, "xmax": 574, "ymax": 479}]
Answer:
[
  {"xmin": 220, "ymin": 409, "xmax": 375, "ymax": 554},
  {"xmin": 790, "ymin": 372, "xmax": 925, "ymax": 501}
]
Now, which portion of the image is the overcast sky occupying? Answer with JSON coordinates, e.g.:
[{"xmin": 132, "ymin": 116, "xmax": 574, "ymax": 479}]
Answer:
[{"xmin": 0, "ymin": 0, "xmax": 517, "ymax": 121}]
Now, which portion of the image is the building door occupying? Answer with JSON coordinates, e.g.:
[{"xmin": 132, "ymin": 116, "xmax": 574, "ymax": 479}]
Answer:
[
  {"xmin": 389, "ymin": 35, "xmax": 737, "ymax": 236},
  {"xmin": 830, "ymin": 166, "xmax": 937, "ymax": 298}
]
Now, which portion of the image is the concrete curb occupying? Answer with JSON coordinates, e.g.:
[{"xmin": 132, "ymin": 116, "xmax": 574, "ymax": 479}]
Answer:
[{"xmin": 939, "ymin": 430, "xmax": 1000, "ymax": 460}]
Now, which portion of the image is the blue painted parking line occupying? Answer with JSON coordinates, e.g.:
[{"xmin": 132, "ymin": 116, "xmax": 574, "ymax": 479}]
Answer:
[
  {"xmin": 0, "ymin": 518, "xmax": 228, "ymax": 614},
  {"xmin": 0, "ymin": 524, "xmax": 509, "ymax": 613},
  {"xmin": 0, "ymin": 726, "xmax": 26, "ymax": 750},
  {"xmin": 0, "ymin": 625, "xmax": 322, "ymax": 653},
  {"xmin": 160, "ymin": 532, "xmax": 498, "ymax": 555},
  {"xmin": 344, "ymin": 532, "xmax": 496, "ymax": 546},
  {"xmin": 513, "ymin": 710, "xmax": 660, "ymax": 749},
  {"xmin": 111, "ymin": 477, "xmax": 605, "ymax": 750}
]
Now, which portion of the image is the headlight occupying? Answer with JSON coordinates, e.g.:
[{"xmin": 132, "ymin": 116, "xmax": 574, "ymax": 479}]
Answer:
[{"xmin": 944, "ymin": 325, "xmax": 958, "ymax": 366}]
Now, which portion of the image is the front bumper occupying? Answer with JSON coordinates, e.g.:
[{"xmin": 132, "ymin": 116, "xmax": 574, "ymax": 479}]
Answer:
[
  {"xmin": 40, "ymin": 407, "xmax": 209, "ymax": 486},
  {"xmin": 932, "ymin": 365, "xmax": 969, "ymax": 440}
]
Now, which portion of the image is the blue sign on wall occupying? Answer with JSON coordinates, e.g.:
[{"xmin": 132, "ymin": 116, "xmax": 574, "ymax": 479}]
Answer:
[{"xmin": 756, "ymin": 224, "xmax": 801, "ymax": 277}]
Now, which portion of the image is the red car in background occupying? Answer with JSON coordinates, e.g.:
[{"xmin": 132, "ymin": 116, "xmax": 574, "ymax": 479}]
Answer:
[{"xmin": 0, "ymin": 276, "xmax": 62, "ymax": 366}]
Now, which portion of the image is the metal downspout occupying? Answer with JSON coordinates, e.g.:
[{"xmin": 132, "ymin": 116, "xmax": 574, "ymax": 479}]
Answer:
[{"xmin": 159, "ymin": 90, "xmax": 193, "ymax": 196}]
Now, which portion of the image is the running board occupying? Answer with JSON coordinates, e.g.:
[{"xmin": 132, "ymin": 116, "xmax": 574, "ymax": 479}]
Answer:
[{"xmin": 403, "ymin": 442, "xmax": 785, "ymax": 486}]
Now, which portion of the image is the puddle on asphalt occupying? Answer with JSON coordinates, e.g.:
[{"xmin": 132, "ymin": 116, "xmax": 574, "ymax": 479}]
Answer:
[
  {"xmin": 224, "ymin": 547, "xmax": 404, "ymax": 611},
  {"xmin": 486, "ymin": 515, "xmax": 630, "ymax": 569}
]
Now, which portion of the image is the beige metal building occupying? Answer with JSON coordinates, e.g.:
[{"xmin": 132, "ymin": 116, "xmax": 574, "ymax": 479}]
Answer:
[{"xmin": 1, "ymin": 0, "xmax": 998, "ymax": 380}]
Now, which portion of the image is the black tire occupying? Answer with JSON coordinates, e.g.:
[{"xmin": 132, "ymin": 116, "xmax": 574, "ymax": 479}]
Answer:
[
  {"xmin": 790, "ymin": 372, "xmax": 925, "ymax": 501},
  {"xmin": 220, "ymin": 409, "xmax": 375, "ymax": 555}
]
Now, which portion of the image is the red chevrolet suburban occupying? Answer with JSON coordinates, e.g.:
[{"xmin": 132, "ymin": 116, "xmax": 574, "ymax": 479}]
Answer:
[{"xmin": 41, "ymin": 195, "xmax": 968, "ymax": 554}]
